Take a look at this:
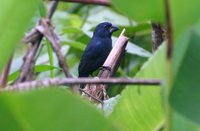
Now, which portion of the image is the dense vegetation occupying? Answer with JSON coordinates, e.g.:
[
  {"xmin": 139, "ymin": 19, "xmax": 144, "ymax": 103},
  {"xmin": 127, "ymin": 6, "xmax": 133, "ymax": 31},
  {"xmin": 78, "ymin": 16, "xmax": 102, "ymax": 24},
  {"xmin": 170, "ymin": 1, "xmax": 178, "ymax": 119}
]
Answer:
[{"xmin": 0, "ymin": 0, "xmax": 200, "ymax": 130}]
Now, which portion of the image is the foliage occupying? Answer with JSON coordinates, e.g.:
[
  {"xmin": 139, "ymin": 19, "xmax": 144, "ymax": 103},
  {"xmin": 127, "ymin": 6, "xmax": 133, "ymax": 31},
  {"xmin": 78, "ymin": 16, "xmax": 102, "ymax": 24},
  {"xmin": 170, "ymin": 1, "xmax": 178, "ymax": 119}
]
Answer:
[
  {"xmin": 0, "ymin": 88, "xmax": 118, "ymax": 131},
  {"xmin": 110, "ymin": 44, "xmax": 165, "ymax": 130},
  {"xmin": 0, "ymin": 0, "xmax": 39, "ymax": 74},
  {"xmin": 0, "ymin": 0, "xmax": 200, "ymax": 130}
]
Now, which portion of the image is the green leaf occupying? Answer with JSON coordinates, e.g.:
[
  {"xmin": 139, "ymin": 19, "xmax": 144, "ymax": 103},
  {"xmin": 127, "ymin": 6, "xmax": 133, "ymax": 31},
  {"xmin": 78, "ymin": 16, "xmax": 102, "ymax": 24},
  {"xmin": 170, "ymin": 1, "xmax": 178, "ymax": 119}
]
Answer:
[
  {"xmin": 172, "ymin": 110, "xmax": 200, "ymax": 131},
  {"xmin": 34, "ymin": 65, "xmax": 61, "ymax": 73},
  {"xmin": 8, "ymin": 65, "xmax": 61, "ymax": 82},
  {"xmin": 113, "ymin": 0, "xmax": 165, "ymax": 23},
  {"xmin": 110, "ymin": 44, "xmax": 166, "ymax": 130},
  {"xmin": 8, "ymin": 70, "xmax": 20, "ymax": 82},
  {"xmin": 170, "ymin": 29, "xmax": 200, "ymax": 125},
  {"xmin": 62, "ymin": 39, "xmax": 86, "ymax": 51},
  {"xmin": 38, "ymin": 0, "xmax": 47, "ymax": 17},
  {"xmin": 171, "ymin": 0, "xmax": 200, "ymax": 38},
  {"xmin": 0, "ymin": 0, "xmax": 38, "ymax": 74},
  {"xmin": 46, "ymin": 40, "xmax": 55, "ymax": 78},
  {"xmin": 62, "ymin": 27, "xmax": 83, "ymax": 34},
  {"xmin": 0, "ymin": 88, "xmax": 118, "ymax": 131}
]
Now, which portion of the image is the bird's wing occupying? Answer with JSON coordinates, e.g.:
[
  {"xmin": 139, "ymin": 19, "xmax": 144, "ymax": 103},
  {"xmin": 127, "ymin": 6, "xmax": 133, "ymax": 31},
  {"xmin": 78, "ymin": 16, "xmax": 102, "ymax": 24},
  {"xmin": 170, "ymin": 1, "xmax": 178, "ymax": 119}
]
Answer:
[{"xmin": 78, "ymin": 41, "xmax": 103, "ymax": 76}]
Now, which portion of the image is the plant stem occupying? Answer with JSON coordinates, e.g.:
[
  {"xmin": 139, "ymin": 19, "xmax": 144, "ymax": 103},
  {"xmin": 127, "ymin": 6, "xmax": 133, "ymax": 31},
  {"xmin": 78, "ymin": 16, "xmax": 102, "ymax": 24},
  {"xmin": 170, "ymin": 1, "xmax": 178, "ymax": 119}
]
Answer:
[
  {"xmin": 3, "ymin": 78, "xmax": 161, "ymax": 92},
  {"xmin": 164, "ymin": 0, "xmax": 173, "ymax": 130},
  {"xmin": 0, "ymin": 55, "xmax": 13, "ymax": 88}
]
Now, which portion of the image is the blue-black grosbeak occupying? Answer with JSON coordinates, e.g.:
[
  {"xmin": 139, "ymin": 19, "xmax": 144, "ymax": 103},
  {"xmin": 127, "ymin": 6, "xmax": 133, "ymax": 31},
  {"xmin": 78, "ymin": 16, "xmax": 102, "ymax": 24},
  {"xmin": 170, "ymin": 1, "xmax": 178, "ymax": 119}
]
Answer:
[{"xmin": 78, "ymin": 22, "xmax": 119, "ymax": 80}]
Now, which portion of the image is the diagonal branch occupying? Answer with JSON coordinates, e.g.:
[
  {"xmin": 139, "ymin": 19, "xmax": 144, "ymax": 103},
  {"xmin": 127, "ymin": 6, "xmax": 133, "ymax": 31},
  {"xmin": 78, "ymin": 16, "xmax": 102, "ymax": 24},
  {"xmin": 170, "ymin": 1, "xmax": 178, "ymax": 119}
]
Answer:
[
  {"xmin": 82, "ymin": 29, "xmax": 129, "ymax": 101},
  {"xmin": 0, "ymin": 55, "xmax": 13, "ymax": 88},
  {"xmin": 36, "ymin": 19, "xmax": 72, "ymax": 78},
  {"xmin": 15, "ymin": 1, "xmax": 59, "ymax": 84}
]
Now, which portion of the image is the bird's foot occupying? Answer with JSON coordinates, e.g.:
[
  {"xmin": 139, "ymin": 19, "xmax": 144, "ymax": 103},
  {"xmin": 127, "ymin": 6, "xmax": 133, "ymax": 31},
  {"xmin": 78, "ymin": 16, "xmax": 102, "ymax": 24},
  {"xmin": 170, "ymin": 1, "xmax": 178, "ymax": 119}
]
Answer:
[{"xmin": 100, "ymin": 66, "xmax": 112, "ymax": 72}]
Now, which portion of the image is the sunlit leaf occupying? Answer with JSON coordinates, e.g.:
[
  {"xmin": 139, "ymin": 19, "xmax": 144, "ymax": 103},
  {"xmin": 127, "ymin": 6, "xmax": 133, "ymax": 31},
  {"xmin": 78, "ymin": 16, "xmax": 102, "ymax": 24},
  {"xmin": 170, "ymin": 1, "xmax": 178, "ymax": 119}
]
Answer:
[
  {"xmin": 8, "ymin": 65, "xmax": 61, "ymax": 82},
  {"xmin": 113, "ymin": 0, "xmax": 165, "ymax": 23},
  {"xmin": 110, "ymin": 44, "xmax": 166, "ymax": 130}
]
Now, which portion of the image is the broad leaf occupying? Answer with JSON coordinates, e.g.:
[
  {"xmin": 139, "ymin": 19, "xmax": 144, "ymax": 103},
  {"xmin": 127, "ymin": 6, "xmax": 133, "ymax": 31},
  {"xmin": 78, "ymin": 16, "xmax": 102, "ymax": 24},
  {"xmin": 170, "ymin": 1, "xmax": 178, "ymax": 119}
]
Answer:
[
  {"xmin": 110, "ymin": 44, "xmax": 166, "ymax": 130},
  {"xmin": 171, "ymin": 0, "xmax": 200, "ymax": 38},
  {"xmin": 0, "ymin": 88, "xmax": 118, "ymax": 131},
  {"xmin": 172, "ymin": 110, "xmax": 200, "ymax": 131},
  {"xmin": 0, "ymin": 0, "xmax": 38, "ymax": 74},
  {"xmin": 113, "ymin": 0, "xmax": 165, "ymax": 23},
  {"xmin": 170, "ymin": 29, "xmax": 200, "ymax": 125}
]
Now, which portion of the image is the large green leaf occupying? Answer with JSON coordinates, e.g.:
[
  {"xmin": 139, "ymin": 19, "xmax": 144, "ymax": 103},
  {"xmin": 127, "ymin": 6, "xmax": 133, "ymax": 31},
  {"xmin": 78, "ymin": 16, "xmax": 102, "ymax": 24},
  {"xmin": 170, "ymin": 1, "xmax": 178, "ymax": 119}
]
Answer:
[
  {"xmin": 110, "ymin": 44, "xmax": 166, "ymax": 130},
  {"xmin": 113, "ymin": 0, "xmax": 200, "ymax": 39},
  {"xmin": 0, "ymin": 88, "xmax": 118, "ymax": 131},
  {"xmin": 0, "ymin": 0, "xmax": 38, "ymax": 74},
  {"xmin": 171, "ymin": 0, "xmax": 200, "ymax": 38},
  {"xmin": 172, "ymin": 110, "xmax": 200, "ymax": 131},
  {"xmin": 113, "ymin": 0, "xmax": 165, "ymax": 23},
  {"xmin": 170, "ymin": 28, "xmax": 200, "ymax": 125}
]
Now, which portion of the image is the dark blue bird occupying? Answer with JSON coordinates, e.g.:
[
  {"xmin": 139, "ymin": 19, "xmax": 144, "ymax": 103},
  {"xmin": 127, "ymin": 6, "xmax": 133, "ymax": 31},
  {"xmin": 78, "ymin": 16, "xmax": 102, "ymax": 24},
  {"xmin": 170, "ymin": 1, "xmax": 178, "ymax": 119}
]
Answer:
[{"xmin": 78, "ymin": 22, "xmax": 119, "ymax": 80}]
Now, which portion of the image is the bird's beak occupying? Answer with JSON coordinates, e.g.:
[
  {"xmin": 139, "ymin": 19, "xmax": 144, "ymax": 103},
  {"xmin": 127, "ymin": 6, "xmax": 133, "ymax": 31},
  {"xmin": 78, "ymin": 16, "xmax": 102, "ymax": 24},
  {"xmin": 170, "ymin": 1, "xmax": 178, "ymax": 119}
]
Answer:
[{"xmin": 110, "ymin": 24, "xmax": 119, "ymax": 33}]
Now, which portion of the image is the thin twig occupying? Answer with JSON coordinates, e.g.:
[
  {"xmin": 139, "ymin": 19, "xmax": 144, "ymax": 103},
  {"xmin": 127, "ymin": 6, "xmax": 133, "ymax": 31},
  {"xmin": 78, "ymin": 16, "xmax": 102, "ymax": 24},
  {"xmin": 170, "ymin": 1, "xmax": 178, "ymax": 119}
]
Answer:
[
  {"xmin": 15, "ymin": 39, "xmax": 42, "ymax": 83},
  {"xmin": 3, "ymin": 78, "xmax": 161, "ymax": 92},
  {"xmin": 16, "ymin": 1, "xmax": 59, "ymax": 83},
  {"xmin": 36, "ymin": 19, "xmax": 73, "ymax": 78},
  {"xmin": 47, "ymin": 0, "xmax": 59, "ymax": 19},
  {"xmin": 52, "ymin": 0, "xmax": 111, "ymax": 6},
  {"xmin": 0, "ymin": 55, "xmax": 13, "ymax": 88},
  {"xmin": 165, "ymin": 0, "xmax": 173, "ymax": 59},
  {"xmin": 82, "ymin": 29, "xmax": 128, "ymax": 101},
  {"xmin": 80, "ymin": 88, "xmax": 103, "ymax": 104},
  {"xmin": 165, "ymin": 0, "xmax": 173, "ymax": 130}
]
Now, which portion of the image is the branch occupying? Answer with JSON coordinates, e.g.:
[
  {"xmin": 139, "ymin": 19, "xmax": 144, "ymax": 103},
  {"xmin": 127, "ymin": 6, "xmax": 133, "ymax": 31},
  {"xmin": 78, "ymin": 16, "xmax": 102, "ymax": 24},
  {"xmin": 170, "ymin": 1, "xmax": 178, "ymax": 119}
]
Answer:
[
  {"xmin": 2, "ymin": 78, "xmax": 161, "ymax": 92},
  {"xmin": 165, "ymin": 0, "xmax": 173, "ymax": 59},
  {"xmin": 164, "ymin": 0, "xmax": 173, "ymax": 130},
  {"xmin": 15, "ymin": 1, "xmax": 59, "ymax": 83},
  {"xmin": 99, "ymin": 29, "xmax": 128, "ymax": 78},
  {"xmin": 50, "ymin": 0, "xmax": 111, "ymax": 6},
  {"xmin": 36, "ymin": 19, "xmax": 73, "ymax": 78},
  {"xmin": 82, "ymin": 29, "xmax": 129, "ymax": 101},
  {"xmin": 151, "ymin": 23, "xmax": 166, "ymax": 52},
  {"xmin": 15, "ymin": 38, "xmax": 42, "ymax": 83},
  {"xmin": 0, "ymin": 55, "xmax": 13, "ymax": 88}
]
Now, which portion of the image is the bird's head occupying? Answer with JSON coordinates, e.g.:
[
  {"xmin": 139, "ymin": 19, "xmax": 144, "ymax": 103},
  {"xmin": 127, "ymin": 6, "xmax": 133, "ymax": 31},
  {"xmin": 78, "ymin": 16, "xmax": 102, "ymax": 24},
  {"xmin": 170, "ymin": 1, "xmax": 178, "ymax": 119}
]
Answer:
[{"xmin": 93, "ymin": 22, "xmax": 119, "ymax": 38}]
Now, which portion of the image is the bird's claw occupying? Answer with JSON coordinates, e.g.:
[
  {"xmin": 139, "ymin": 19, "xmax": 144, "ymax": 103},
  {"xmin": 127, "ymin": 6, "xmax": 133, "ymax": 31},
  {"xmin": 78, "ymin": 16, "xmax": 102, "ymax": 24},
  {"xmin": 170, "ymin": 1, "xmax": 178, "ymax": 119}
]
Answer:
[{"xmin": 100, "ymin": 66, "xmax": 112, "ymax": 72}]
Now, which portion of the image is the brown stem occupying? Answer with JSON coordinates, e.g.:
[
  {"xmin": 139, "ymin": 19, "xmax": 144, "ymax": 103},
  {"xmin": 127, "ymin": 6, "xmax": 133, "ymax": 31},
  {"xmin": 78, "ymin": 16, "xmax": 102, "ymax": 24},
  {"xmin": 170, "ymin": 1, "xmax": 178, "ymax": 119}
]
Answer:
[
  {"xmin": 151, "ymin": 23, "xmax": 165, "ymax": 52},
  {"xmin": 15, "ymin": 37, "xmax": 42, "ymax": 83},
  {"xmin": 36, "ymin": 19, "xmax": 73, "ymax": 78},
  {"xmin": 3, "ymin": 78, "xmax": 161, "ymax": 91},
  {"xmin": 47, "ymin": 0, "xmax": 59, "ymax": 19},
  {"xmin": 80, "ymin": 88, "xmax": 103, "ymax": 104},
  {"xmin": 16, "ymin": 1, "xmax": 59, "ymax": 83},
  {"xmin": 82, "ymin": 29, "xmax": 128, "ymax": 101},
  {"xmin": 51, "ymin": 0, "xmax": 111, "ymax": 6},
  {"xmin": 0, "ymin": 55, "xmax": 13, "ymax": 88},
  {"xmin": 165, "ymin": 0, "xmax": 173, "ymax": 59},
  {"xmin": 164, "ymin": 0, "xmax": 173, "ymax": 130}
]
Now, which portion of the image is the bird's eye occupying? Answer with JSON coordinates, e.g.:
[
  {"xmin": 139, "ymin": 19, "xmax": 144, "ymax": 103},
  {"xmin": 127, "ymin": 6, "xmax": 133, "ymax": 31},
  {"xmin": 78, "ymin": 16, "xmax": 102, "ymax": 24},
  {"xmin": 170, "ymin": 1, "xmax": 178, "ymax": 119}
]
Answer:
[{"xmin": 104, "ymin": 25, "xmax": 110, "ymax": 30}]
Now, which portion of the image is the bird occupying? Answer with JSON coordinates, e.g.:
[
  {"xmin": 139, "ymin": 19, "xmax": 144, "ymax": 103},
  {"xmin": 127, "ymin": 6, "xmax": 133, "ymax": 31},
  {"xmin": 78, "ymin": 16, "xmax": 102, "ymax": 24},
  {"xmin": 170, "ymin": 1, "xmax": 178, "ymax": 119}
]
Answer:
[{"xmin": 78, "ymin": 22, "xmax": 119, "ymax": 88}]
